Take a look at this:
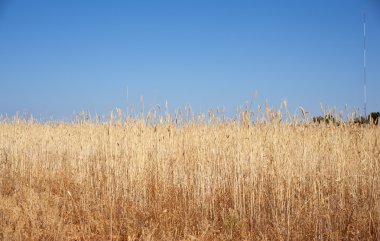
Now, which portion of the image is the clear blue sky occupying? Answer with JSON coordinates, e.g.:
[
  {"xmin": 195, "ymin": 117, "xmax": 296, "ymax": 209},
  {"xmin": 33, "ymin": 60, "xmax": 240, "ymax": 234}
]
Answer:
[{"xmin": 1, "ymin": 1, "xmax": 379, "ymax": 120}]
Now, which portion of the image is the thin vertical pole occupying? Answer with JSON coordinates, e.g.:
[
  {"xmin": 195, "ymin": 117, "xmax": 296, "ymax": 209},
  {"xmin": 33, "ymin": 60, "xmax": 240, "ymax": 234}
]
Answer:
[{"xmin": 363, "ymin": 13, "xmax": 367, "ymax": 117}]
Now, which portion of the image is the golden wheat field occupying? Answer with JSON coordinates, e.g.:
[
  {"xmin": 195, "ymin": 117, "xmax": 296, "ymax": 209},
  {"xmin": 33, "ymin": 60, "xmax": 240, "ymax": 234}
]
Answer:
[{"xmin": 0, "ymin": 111, "xmax": 379, "ymax": 240}]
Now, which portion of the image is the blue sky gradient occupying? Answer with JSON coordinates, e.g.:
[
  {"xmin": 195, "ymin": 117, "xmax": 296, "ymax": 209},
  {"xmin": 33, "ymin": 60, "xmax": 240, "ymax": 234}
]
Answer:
[{"xmin": 1, "ymin": 1, "xmax": 379, "ymax": 120}]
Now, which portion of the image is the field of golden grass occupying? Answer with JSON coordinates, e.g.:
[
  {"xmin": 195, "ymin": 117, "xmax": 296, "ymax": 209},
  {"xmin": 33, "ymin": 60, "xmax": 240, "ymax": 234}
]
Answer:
[{"xmin": 0, "ymin": 113, "xmax": 379, "ymax": 240}]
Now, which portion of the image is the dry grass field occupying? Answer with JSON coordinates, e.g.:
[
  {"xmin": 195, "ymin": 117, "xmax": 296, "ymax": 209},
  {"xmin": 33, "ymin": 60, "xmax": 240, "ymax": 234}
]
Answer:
[{"xmin": 0, "ymin": 111, "xmax": 379, "ymax": 240}]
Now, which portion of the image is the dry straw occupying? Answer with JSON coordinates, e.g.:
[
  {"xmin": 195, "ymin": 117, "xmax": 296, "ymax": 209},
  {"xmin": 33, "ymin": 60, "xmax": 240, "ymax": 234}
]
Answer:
[{"xmin": 0, "ymin": 108, "xmax": 379, "ymax": 240}]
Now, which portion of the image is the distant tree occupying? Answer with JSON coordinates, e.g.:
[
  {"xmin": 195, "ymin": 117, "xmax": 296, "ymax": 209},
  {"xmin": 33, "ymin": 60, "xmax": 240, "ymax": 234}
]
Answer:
[
  {"xmin": 324, "ymin": 114, "xmax": 336, "ymax": 124},
  {"xmin": 312, "ymin": 116, "xmax": 324, "ymax": 124},
  {"xmin": 353, "ymin": 116, "xmax": 366, "ymax": 125},
  {"xmin": 312, "ymin": 115, "xmax": 337, "ymax": 125},
  {"xmin": 368, "ymin": 112, "xmax": 380, "ymax": 125}
]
